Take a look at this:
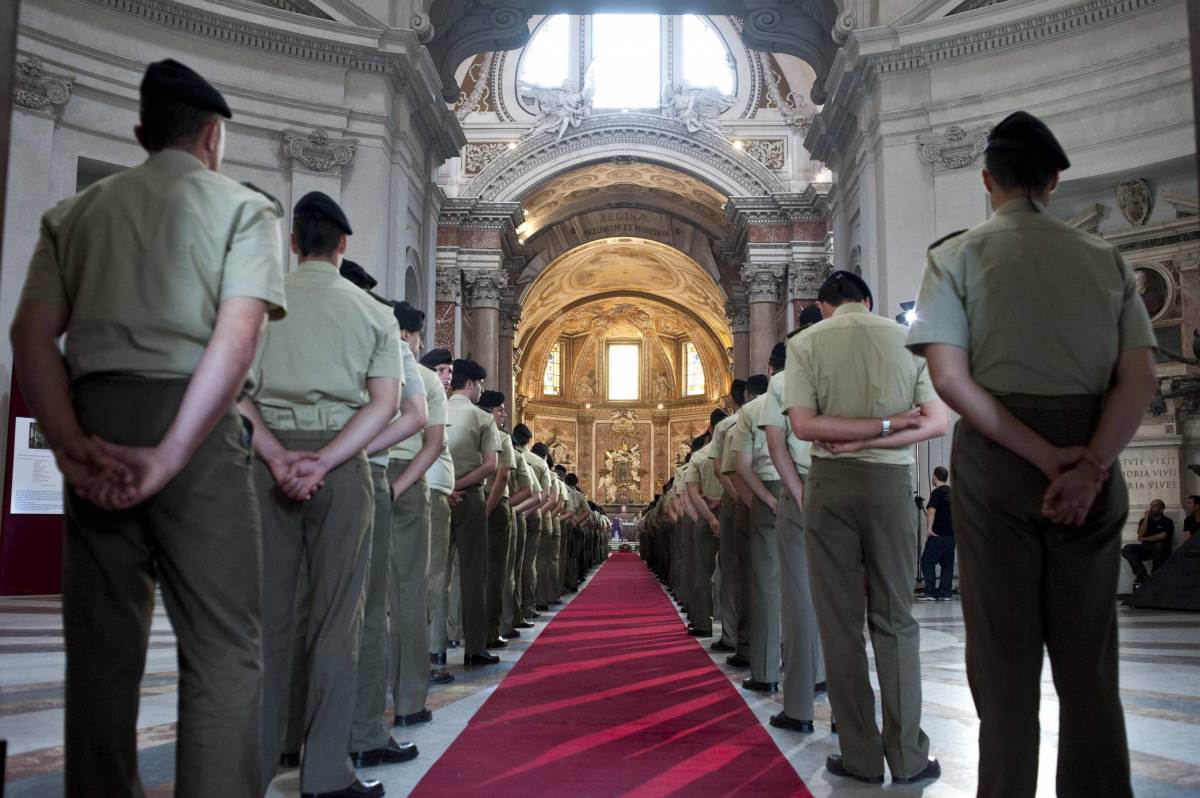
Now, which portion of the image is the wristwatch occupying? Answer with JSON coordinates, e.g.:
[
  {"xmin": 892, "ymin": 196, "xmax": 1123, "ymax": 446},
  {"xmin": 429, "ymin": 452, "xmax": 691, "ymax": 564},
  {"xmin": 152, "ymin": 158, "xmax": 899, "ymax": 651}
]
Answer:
[{"xmin": 880, "ymin": 417, "xmax": 892, "ymax": 437}]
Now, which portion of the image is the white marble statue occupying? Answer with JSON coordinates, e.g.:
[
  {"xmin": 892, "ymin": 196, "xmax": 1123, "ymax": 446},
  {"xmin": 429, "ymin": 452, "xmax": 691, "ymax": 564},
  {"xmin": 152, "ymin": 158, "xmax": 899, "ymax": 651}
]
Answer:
[
  {"xmin": 661, "ymin": 81, "xmax": 733, "ymax": 137},
  {"xmin": 518, "ymin": 79, "xmax": 594, "ymax": 140}
]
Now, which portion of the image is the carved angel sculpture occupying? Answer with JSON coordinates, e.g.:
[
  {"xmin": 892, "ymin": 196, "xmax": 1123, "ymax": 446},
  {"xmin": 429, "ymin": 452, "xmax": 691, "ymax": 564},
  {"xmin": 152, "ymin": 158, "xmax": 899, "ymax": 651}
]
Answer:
[
  {"xmin": 661, "ymin": 81, "xmax": 734, "ymax": 137},
  {"xmin": 519, "ymin": 79, "xmax": 595, "ymax": 140}
]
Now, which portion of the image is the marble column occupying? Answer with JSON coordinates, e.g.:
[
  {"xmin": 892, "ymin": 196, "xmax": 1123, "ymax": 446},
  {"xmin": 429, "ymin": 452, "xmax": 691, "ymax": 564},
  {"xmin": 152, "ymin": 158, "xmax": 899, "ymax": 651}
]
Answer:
[
  {"xmin": 434, "ymin": 264, "xmax": 461, "ymax": 354},
  {"xmin": 741, "ymin": 263, "xmax": 786, "ymax": 375},
  {"xmin": 1179, "ymin": 251, "xmax": 1200, "ymax": 376},
  {"xmin": 463, "ymin": 266, "xmax": 506, "ymax": 385},
  {"xmin": 499, "ymin": 289, "xmax": 520, "ymax": 421},
  {"xmin": 727, "ymin": 301, "xmax": 751, "ymax": 380}
]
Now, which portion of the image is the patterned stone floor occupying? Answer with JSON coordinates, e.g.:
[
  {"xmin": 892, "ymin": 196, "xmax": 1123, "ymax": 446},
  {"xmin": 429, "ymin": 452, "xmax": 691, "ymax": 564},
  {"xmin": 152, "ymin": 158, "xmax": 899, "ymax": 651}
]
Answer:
[{"xmin": 2, "ymin": 571, "xmax": 1198, "ymax": 797}]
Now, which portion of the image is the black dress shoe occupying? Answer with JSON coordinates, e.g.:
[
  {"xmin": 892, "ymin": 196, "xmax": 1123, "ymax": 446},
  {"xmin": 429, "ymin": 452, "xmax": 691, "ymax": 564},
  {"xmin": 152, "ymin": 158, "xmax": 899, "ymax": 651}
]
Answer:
[
  {"xmin": 769, "ymin": 713, "xmax": 814, "ymax": 733},
  {"xmin": 447, "ymin": 639, "xmax": 460, "ymax": 648},
  {"xmin": 725, "ymin": 654, "xmax": 750, "ymax": 668},
  {"xmin": 688, "ymin": 627, "xmax": 713, "ymax": 637},
  {"xmin": 709, "ymin": 639, "xmax": 735, "ymax": 652},
  {"xmin": 464, "ymin": 652, "xmax": 500, "ymax": 666},
  {"xmin": 515, "ymin": 621, "xmax": 535, "ymax": 629},
  {"xmin": 814, "ymin": 680, "xmax": 827, "ymax": 694},
  {"xmin": 279, "ymin": 751, "xmax": 301, "ymax": 768},
  {"xmin": 536, "ymin": 603, "xmax": 549, "ymax": 611},
  {"xmin": 301, "ymin": 778, "xmax": 385, "ymax": 798},
  {"xmin": 349, "ymin": 738, "xmax": 419, "ymax": 768},
  {"xmin": 429, "ymin": 652, "xmax": 446, "ymax": 666},
  {"xmin": 831, "ymin": 721, "xmax": 838, "ymax": 734},
  {"xmin": 825, "ymin": 754, "xmax": 883, "ymax": 784},
  {"xmin": 429, "ymin": 668, "xmax": 454, "ymax": 684},
  {"xmin": 550, "ymin": 600, "xmax": 562, "ymax": 606},
  {"xmin": 393, "ymin": 707, "xmax": 432, "ymax": 726},
  {"xmin": 891, "ymin": 757, "xmax": 941, "ymax": 784},
  {"xmin": 503, "ymin": 628, "xmax": 521, "ymax": 639},
  {"xmin": 486, "ymin": 637, "xmax": 508, "ymax": 648},
  {"xmin": 742, "ymin": 678, "xmax": 778, "ymax": 693}
]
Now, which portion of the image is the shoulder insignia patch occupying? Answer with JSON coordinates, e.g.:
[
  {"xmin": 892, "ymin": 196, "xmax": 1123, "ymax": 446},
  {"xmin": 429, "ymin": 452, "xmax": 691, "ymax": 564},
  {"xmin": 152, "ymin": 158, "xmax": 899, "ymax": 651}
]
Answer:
[
  {"xmin": 928, "ymin": 230, "xmax": 967, "ymax": 251},
  {"xmin": 241, "ymin": 181, "xmax": 283, "ymax": 215}
]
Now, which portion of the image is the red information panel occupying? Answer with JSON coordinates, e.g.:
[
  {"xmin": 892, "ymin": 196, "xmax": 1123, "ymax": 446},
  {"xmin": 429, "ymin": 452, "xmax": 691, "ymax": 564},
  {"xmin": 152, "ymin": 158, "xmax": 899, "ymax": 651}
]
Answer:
[{"xmin": 0, "ymin": 373, "xmax": 64, "ymax": 595}]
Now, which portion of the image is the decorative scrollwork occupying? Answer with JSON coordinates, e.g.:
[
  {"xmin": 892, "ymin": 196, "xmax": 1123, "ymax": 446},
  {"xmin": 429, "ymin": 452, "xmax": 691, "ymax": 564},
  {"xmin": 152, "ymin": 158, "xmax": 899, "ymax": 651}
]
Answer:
[
  {"xmin": 13, "ymin": 56, "xmax": 72, "ymax": 113},
  {"xmin": 281, "ymin": 129, "xmax": 357, "ymax": 173},
  {"xmin": 916, "ymin": 124, "xmax": 992, "ymax": 170}
]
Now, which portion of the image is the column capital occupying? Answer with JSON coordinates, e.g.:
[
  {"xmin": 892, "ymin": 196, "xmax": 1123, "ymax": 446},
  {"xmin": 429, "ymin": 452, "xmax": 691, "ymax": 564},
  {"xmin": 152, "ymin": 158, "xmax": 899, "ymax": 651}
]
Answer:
[
  {"xmin": 435, "ymin": 266, "xmax": 461, "ymax": 304},
  {"xmin": 725, "ymin": 300, "xmax": 750, "ymax": 333},
  {"xmin": 740, "ymin": 262, "xmax": 787, "ymax": 304},
  {"xmin": 462, "ymin": 267, "xmax": 507, "ymax": 310},
  {"xmin": 788, "ymin": 258, "xmax": 831, "ymax": 302},
  {"xmin": 14, "ymin": 56, "xmax": 72, "ymax": 116}
]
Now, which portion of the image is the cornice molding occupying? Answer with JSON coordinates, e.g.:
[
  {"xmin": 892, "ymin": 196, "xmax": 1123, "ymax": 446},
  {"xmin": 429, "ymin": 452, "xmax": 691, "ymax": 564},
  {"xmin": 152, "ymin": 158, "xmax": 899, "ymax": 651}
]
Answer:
[
  {"xmin": 806, "ymin": 0, "xmax": 1167, "ymax": 162},
  {"xmin": 440, "ymin": 197, "xmax": 524, "ymax": 230},
  {"xmin": 463, "ymin": 112, "xmax": 786, "ymax": 201},
  {"xmin": 79, "ymin": 0, "xmax": 466, "ymax": 159}
]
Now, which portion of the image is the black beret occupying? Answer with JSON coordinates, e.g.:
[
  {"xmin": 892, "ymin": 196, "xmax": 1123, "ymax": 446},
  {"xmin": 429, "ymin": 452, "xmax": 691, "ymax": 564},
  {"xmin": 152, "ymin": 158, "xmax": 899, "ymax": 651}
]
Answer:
[
  {"xmin": 453, "ymin": 358, "xmax": 487, "ymax": 382},
  {"xmin": 770, "ymin": 342, "xmax": 787, "ymax": 364},
  {"xmin": 338, "ymin": 259, "xmax": 376, "ymax": 290},
  {"xmin": 985, "ymin": 111, "xmax": 1070, "ymax": 171},
  {"xmin": 294, "ymin": 191, "xmax": 353, "ymax": 235},
  {"xmin": 393, "ymin": 301, "xmax": 425, "ymax": 333},
  {"xmin": 419, "ymin": 348, "xmax": 453, "ymax": 368},
  {"xmin": 821, "ymin": 270, "xmax": 874, "ymax": 306},
  {"xmin": 798, "ymin": 304, "xmax": 824, "ymax": 327},
  {"xmin": 747, "ymin": 374, "xmax": 770, "ymax": 395},
  {"xmin": 531, "ymin": 442, "xmax": 549, "ymax": 457},
  {"xmin": 141, "ymin": 59, "xmax": 231, "ymax": 118},
  {"xmin": 731, "ymin": 378, "xmax": 746, "ymax": 390},
  {"xmin": 477, "ymin": 390, "xmax": 505, "ymax": 409},
  {"xmin": 512, "ymin": 423, "xmax": 533, "ymax": 444},
  {"xmin": 565, "ymin": 473, "xmax": 579, "ymax": 486}
]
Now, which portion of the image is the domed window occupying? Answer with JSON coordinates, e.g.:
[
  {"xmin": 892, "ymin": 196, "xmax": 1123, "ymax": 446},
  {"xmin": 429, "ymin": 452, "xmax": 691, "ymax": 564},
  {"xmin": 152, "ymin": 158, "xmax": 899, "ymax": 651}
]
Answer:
[
  {"xmin": 683, "ymin": 341, "xmax": 705, "ymax": 396},
  {"xmin": 543, "ymin": 341, "xmax": 563, "ymax": 395},
  {"xmin": 681, "ymin": 15, "xmax": 735, "ymax": 94},
  {"xmin": 514, "ymin": 15, "xmax": 736, "ymax": 111},
  {"xmin": 519, "ymin": 14, "xmax": 570, "ymax": 87}
]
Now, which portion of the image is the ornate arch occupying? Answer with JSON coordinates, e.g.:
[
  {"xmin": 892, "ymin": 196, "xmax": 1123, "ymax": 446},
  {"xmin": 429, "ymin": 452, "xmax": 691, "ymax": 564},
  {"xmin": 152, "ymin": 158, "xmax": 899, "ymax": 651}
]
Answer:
[{"xmin": 463, "ymin": 113, "xmax": 787, "ymax": 202}]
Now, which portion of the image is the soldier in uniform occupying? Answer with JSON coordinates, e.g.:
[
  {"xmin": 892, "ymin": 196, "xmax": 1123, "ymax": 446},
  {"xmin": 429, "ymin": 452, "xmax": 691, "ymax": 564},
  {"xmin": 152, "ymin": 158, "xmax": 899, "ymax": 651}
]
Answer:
[
  {"xmin": 709, "ymin": 380, "xmax": 746, "ymax": 654},
  {"xmin": 906, "ymin": 111, "xmax": 1155, "ymax": 798},
  {"xmin": 785, "ymin": 270, "xmax": 948, "ymax": 785},
  {"xmin": 762, "ymin": 321, "xmax": 825, "ymax": 733},
  {"xmin": 504, "ymin": 425, "xmax": 541, "ymax": 635},
  {"xmin": 445, "ymin": 359, "xmax": 502, "ymax": 665},
  {"xmin": 12, "ymin": 59, "xmax": 285, "ymax": 798},
  {"xmin": 363, "ymin": 302, "xmax": 442, "ymax": 736},
  {"xmin": 718, "ymin": 376, "xmax": 763, "ymax": 669},
  {"xmin": 477, "ymin": 390, "xmax": 515, "ymax": 647},
  {"xmin": 419, "ymin": 349, "xmax": 457, "ymax": 683},
  {"xmin": 515, "ymin": 425, "xmax": 547, "ymax": 619},
  {"xmin": 239, "ymin": 191, "xmax": 402, "ymax": 797},
  {"xmin": 733, "ymin": 369, "xmax": 784, "ymax": 694},
  {"xmin": 682, "ymin": 414, "xmax": 726, "ymax": 638}
]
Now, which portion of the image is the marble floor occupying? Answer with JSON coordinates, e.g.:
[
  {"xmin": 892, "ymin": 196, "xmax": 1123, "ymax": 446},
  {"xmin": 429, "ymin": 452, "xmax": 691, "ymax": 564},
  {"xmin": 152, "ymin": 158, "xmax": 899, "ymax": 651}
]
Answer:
[{"xmin": 2, "ymin": 567, "xmax": 1198, "ymax": 797}]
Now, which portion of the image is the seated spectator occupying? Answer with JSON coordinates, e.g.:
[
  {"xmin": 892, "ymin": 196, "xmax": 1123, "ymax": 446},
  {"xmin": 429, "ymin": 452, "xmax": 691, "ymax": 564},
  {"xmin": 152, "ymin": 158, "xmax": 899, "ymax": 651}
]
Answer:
[
  {"xmin": 918, "ymin": 466, "xmax": 955, "ymax": 601},
  {"xmin": 1185, "ymin": 495, "xmax": 1200, "ymax": 542},
  {"xmin": 1121, "ymin": 499, "xmax": 1174, "ymax": 585}
]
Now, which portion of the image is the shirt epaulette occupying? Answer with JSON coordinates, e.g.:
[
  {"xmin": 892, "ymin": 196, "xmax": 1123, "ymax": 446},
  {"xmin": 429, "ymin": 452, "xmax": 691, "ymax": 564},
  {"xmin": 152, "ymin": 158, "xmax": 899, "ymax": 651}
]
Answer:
[
  {"xmin": 928, "ymin": 230, "xmax": 967, "ymax": 251},
  {"xmin": 241, "ymin": 181, "xmax": 283, "ymax": 215}
]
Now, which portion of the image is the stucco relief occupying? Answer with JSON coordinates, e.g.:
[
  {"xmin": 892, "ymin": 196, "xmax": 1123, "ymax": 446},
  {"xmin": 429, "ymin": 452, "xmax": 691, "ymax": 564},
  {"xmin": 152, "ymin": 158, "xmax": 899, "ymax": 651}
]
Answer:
[
  {"xmin": 593, "ymin": 415, "xmax": 653, "ymax": 504},
  {"xmin": 13, "ymin": 57, "xmax": 72, "ymax": 113}
]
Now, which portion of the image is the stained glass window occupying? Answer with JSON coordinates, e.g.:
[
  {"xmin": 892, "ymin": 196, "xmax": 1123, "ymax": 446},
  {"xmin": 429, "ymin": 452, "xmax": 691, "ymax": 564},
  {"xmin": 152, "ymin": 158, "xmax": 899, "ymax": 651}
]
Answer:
[
  {"xmin": 543, "ymin": 342, "xmax": 562, "ymax": 395},
  {"xmin": 684, "ymin": 341, "xmax": 705, "ymax": 396}
]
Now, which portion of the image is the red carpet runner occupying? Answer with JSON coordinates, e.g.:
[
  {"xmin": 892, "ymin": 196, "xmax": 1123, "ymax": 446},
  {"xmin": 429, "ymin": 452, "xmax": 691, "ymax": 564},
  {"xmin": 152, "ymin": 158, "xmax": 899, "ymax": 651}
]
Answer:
[{"xmin": 411, "ymin": 552, "xmax": 812, "ymax": 797}]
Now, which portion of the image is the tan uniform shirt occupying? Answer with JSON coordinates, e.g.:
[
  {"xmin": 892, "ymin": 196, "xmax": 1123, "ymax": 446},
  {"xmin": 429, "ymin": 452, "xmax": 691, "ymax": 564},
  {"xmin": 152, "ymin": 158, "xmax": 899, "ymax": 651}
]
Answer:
[
  {"xmin": 682, "ymin": 442, "xmax": 723, "ymax": 499},
  {"xmin": 484, "ymin": 432, "xmax": 517, "ymax": 499},
  {"xmin": 427, "ymin": 450, "xmax": 456, "ymax": 497},
  {"xmin": 512, "ymin": 441, "xmax": 533, "ymax": 492},
  {"xmin": 760, "ymin": 371, "xmax": 812, "ymax": 476},
  {"xmin": 714, "ymin": 411, "xmax": 741, "ymax": 475},
  {"xmin": 370, "ymin": 344, "xmax": 423, "ymax": 466},
  {"xmin": 785, "ymin": 303, "xmax": 938, "ymax": 466},
  {"xmin": 523, "ymin": 449, "xmax": 549, "ymax": 521},
  {"xmin": 730, "ymin": 395, "xmax": 780, "ymax": 481},
  {"xmin": 21, "ymin": 149, "xmax": 286, "ymax": 381},
  {"xmin": 391, "ymin": 364, "xmax": 448, "ymax": 461},
  {"xmin": 905, "ymin": 198, "xmax": 1157, "ymax": 395},
  {"xmin": 253, "ymin": 261, "xmax": 402, "ymax": 431},
  {"xmin": 446, "ymin": 394, "xmax": 501, "ymax": 481}
]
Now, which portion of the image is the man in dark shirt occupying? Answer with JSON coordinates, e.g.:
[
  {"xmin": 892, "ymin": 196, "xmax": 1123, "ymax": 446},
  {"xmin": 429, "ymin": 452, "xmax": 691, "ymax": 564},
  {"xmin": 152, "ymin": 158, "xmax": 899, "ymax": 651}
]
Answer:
[
  {"xmin": 1122, "ymin": 499, "xmax": 1174, "ymax": 584},
  {"xmin": 919, "ymin": 466, "xmax": 955, "ymax": 601},
  {"xmin": 1184, "ymin": 495, "xmax": 1200, "ymax": 542}
]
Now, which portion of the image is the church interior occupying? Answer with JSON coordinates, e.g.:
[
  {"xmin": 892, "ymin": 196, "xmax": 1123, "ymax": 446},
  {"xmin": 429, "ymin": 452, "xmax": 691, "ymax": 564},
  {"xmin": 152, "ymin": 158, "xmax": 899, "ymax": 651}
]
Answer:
[{"xmin": 0, "ymin": 0, "xmax": 1198, "ymax": 796}]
